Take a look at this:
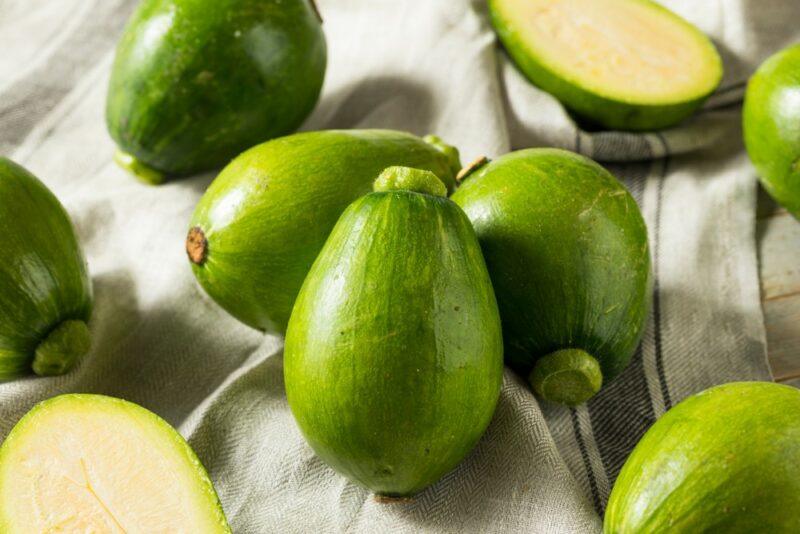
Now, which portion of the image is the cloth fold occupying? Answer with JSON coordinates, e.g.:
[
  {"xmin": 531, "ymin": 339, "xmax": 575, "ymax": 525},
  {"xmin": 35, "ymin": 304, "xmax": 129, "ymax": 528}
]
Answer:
[{"xmin": 1, "ymin": 0, "xmax": 795, "ymax": 532}]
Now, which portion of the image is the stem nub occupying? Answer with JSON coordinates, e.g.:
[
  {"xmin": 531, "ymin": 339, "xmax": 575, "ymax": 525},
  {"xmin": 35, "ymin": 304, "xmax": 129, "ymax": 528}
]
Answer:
[
  {"xmin": 114, "ymin": 150, "xmax": 166, "ymax": 185},
  {"xmin": 373, "ymin": 167, "xmax": 447, "ymax": 197},
  {"xmin": 529, "ymin": 349, "xmax": 603, "ymax": 406},
  {"xmin": 32, "ymin": 320, "xmax": 91, "ymax": 376},
  {"xmin": 374, "ymin": 494, "xmax": 415, "ymax": 504}
]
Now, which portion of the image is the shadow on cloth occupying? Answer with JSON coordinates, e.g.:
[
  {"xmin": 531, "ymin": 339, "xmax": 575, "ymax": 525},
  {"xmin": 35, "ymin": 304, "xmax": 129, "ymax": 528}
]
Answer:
[
  {"xmin": 67, "ymin": 270, "xmax": 260, "ymax": 427},
  {"xmin": 375, "ymin": 371, "xmax": 597, "ymax": 532},
  {"xmin": 308, "ymin": 75, "xmax": 437, "ymax": 135}
]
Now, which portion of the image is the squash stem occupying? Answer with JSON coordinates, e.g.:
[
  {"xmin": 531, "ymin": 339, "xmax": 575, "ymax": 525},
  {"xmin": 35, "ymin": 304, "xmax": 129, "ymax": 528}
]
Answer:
[
  {"xmin": 114, "ymin": 150, "xmax": 167, "ymax": 185},
  {"xmin": 32, "ymin": 320, "xmax": 91, "ymax": 376},
  {"xmin": 529, "ymin": 349, "xmax": 603, "ymax": 406},
  {"xmin": 456, "ymin": 156, "xmax": 490, "ymax": 183},
  {"xmin": 374, "ymin": 167, "xmax": 447, "ymax": 197}
]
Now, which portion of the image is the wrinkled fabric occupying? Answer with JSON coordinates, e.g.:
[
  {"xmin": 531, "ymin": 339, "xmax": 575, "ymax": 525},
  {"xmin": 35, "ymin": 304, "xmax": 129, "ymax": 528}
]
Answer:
[{"xmin": 1, "ymin": 0, "xmax": 793, "ymax": 532}]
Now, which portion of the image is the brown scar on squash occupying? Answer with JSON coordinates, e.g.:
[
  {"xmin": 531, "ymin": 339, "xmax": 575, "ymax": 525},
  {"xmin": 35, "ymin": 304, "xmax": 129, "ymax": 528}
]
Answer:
[{"xmin": 186, "ymin": 227, "xmax": 208, "ymax": 265}]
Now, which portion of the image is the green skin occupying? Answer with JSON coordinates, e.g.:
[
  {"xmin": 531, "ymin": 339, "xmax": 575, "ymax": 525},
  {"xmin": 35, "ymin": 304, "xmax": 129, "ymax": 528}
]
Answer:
[
  {"xmin": 106, "ymin": 0, "xmax": 326, "ymax": 182},
  {"xmin": 188, "ymin": 130, "xmax": 461, "ymax": 335},
  {"xmin": 452, "ymin": 149, "xmax": 651, "ymax": 405},
  {"xmin": 605, "ymin": 382, "xmax": 800, "ymax": 533},
  {"xmin": 0, "ymin": 159, "xmax": 92, "ymax": 379},
  {"xmin": 0, "ymin": 394, "xmax": 230, "ymax": 532},
  {"xmin": 488, "ymin": 0, "xmax": 722, "ymax": 131},
  {"xmin": 743, "ymin": 44, "xmax": 800, "ymax": 219},
  {"xmin": 284, "ymin": 168, "xmax": 503, "ymax": 498}
]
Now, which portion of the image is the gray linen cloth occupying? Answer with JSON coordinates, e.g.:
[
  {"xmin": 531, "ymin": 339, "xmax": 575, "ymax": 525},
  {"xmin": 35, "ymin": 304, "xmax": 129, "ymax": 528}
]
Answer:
[{"xmin": 0, "ymin": 0, "xmax": 796, "ymax": 532}]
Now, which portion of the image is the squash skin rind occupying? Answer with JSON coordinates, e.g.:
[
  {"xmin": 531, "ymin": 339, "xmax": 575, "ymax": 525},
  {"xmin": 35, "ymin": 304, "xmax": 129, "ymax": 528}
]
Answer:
[
  {"xmin": 106, "ymin": 0, "xmax": 327, "ymax": 178},
  {"xmin": 284, "ymin": 186, "xmax": 503, "ymax": 497},
  {"xmin": 605, "ymin": 381, "xmax": 800, "ymax": 533},
  {"xmin": 0, "ymin": 158, "xmax": 92, "ymax": 379},
  {"xmin": 451, "ymin": 148, "xmax": 651, "ymax": 402},
  {"xmin": 743, "ymin": 44, "xmax": 800, "ymax": 219},
  {"xmin": 488, "ymin": 0, "xmax": 723, "ymax": 131},
  {"xmin": 188, "ymin": 129, "xmax": 460, "ymax": 335}
]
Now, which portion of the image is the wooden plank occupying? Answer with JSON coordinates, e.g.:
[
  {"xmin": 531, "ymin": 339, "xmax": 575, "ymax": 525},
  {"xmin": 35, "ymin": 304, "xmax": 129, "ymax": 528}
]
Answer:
[
  {"xmin": 782, "ymin": 378, "xmax": 800, "ymax": 390},
  {"xmin": 757, "ymin": 186, "xmax": 800, "ymax": 382},
  {"xmin": 765, "ymin": 296, "xmax": 800, "ymax": 381}
]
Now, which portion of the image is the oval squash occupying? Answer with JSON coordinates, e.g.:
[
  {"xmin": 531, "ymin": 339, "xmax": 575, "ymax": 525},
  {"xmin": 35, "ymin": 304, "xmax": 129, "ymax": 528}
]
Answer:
[
  {"xmin": 743, "ymin": 44, "xmax": 800, "ymax": 218},
  {"xmin": 451, "ymin": 148, "xmax": 651, "ymax": 405},
  {"xmin": 187, "ymin": 129, "xmax": 461, "ymax": 334},
  {"xmin": 106, "ymin": 0, "xmax": 326, "ymax": 182},
  {"xmin": 284, "ymin": 167, "xmax": 503, "ymax": 498},
  {"xmin": 605, "ymin": 382, "xmax": 800, "ymax": 533},
  {"xmin": 0, "ymin": 159, "xmax": 92, "ymax": 378}
]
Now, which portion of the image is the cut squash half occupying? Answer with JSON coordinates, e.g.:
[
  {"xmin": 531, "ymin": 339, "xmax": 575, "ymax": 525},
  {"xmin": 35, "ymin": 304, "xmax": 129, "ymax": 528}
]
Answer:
[
  {"xmin": 0, "ymin": 394, "xmax": 230, "ymax": 533},
  {"xmin": 490, "ymin": 0, "xmax": 723, "ymax": 130}
]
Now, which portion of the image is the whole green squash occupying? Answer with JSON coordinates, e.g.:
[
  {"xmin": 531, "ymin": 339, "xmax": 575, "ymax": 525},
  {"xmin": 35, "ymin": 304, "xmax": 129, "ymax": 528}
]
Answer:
[
  {"xmin": 605, "ymin": 382, "xmax": 800, "ymax": 533},
  {"xmin": 187, "ymin": 129, "xmax": 460, "ymax": 334},
  {"xmin": 106, "ymin": 0, "xmax": 326, "ymax": 183},
  {"xmin": 284, "ymin": 167, "xmax": 503, "ymax": 498},
  {"xmin": 744, "ymin": 44, "xmax": 800, "ymax": 218},
  {"xmin": 0, "ymin": 159, "xmax": 92, "ymax": 378},
  {"xmin": 452, "ymin": 149, "xmax": 651, "ymax": 405}
]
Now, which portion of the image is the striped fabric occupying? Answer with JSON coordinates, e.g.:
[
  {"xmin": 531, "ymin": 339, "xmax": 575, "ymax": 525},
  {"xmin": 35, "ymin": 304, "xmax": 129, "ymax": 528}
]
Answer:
[{"xmin": 0, "ymin": 0, "xmax": 794, "ymax": 532}]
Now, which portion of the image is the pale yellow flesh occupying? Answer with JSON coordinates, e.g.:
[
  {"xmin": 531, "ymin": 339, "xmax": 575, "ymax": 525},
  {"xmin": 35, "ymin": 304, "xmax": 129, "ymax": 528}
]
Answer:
[
  {"xmin": 0, "ymin": 396, "xmax": 226, "ymax": 533},
  {"xmin": 501, "ymin": 0, "xmax": 721, "ymax": 102}
]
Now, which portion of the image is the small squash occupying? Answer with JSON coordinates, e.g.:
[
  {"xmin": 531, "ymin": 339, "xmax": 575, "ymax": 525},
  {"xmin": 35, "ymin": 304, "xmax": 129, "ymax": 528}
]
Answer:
[
  {"xmin": 452, "ymin": 149, "xmax": 651, "ymax": 405},
  {"xmin": 605, "ymin": 382, "xmax": 800, "ymax": 533},
  {"xmin": 0, "ymin": 158, "xmax": 92, "ymax": 378},
  {"xmin": 106, "ymin": 0, "xmax": 327, "ymax": 182},
  {"xmin": 187, "ymin": 129, "xmax": 460, "ymax": 334},
  {"xmin": 284, "ymin": 167, "xmax": 503, "ymax": 498}
]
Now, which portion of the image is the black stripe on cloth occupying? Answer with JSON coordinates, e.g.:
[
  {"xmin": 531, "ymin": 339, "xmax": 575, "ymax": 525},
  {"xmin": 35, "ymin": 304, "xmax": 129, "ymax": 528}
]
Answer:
[
  {"xmin": 591, "ymin": 133, "xmax": 654, "ymax": 163},
  {"xmin": 0, "ymin": 0, "xmax": 135, "ymax": 153},
  {"xmin": 571, "ymin": 137, "xmax": 654, "ymax": 514},
  {"xmin": 701, "ymin": 100, "xmax": 744, "ymax": 113},
  {"xmin": 570, "ymin": 408, "xmax": 602, "ymax": 513},
  {"xmin": 653, "ymin": 132, "xmax": 673, "ymax": 411},
  {"xmin": 713, "ymin": 80, "xmax": 747, "ymax": 96},
  {"xmin": 606, "ymin": 160, "xmax": 649, "ymax": 205},
  {"xmin": 588, "ymin": 347, "xmax": 656, "ymax": 511},
  {"xmin": 585, "ymin": 157, "xmax": 657, "ymax": 511}
]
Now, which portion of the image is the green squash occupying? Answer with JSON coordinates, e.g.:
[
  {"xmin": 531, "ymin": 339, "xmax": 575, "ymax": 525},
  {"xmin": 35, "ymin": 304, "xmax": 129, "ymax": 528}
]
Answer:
[
  {"xmin": 605, "ymin": 382, "xmax": 800, "ymax": 533},
  {"xmin": 488, "ymin": 0, "xmax": 723, "ymax": 131},
  {"xmin": 284, "ymin": 167, "xmax": 503, "ymax": 498},
  {"xmin": 451, "ymin": 149, "xmax": 651, "ymax": 405},
  {"xmin": 0, "ymin": 394, "xmax": 230, "ymax": 532},
  {"xmin": 187, "ymin": 129, "xmax": 461, "ymax": 335},
  {"xmin": 0, "ymin": 159, "xmax": 92, "ymax": 378},
  {"xmin": 743, "ymin": 44, "xmax": 800, "ymax": 218},
  {"xmin": 106, "ymin": 0, "xmax": 326, "ymax": 183}
]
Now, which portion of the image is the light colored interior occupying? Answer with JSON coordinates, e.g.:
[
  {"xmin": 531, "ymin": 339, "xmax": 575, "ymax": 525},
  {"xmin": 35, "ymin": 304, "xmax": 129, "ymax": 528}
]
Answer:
[
  {"xmin": 0, "ymin": 397, "xmax": 223, "ymax": 533},
  {"xmin": 500, "ymin": 0, "xmax": 720, "ymax": 102}
]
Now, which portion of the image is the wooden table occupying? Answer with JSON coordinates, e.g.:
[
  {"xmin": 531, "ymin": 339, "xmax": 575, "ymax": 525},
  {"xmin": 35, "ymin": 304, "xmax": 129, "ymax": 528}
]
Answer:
[{"xmin": 758, "ymin": 186, "xmax": 800, "ymax": 383}]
